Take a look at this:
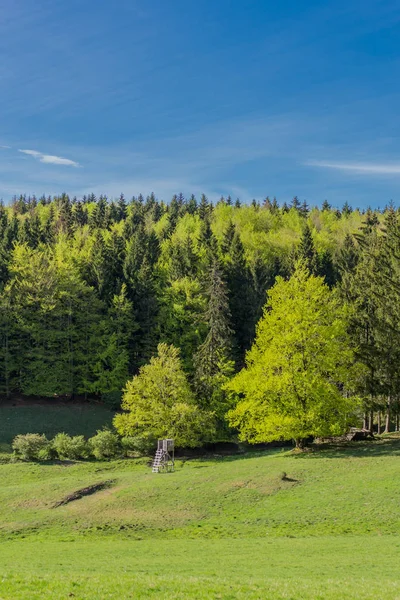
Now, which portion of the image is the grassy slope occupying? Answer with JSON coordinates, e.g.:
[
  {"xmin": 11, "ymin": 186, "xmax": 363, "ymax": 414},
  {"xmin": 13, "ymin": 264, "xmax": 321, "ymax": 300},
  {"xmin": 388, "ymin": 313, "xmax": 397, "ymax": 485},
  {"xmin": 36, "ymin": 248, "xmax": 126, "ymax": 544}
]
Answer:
[
  {"xmin": 0, "ymin": 403, "xmax": 114, "ymax": 444},
  {"xmin": 0, "ymin": 436, "xmax": 400, "ymax": 598}
]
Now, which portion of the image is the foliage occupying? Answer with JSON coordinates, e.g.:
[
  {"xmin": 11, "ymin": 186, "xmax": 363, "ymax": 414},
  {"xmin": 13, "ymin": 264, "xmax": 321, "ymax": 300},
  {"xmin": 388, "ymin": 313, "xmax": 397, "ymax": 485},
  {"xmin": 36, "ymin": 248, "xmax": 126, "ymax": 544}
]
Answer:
[
  {"xmin": 88, "ymin": 429, "xmax": 121, "ymax": 460},
  {"xmin": 226, "ymin": 263, "xmax": 362, "ymax": 446},
  {"xmin": 52, "ymin": 433, "xmax": 89, "ymax": 460},
  {"xmin": 12, "ymin": 433, "xmax": 50, "ymax": 460},
  {"xmin": 114, "ymin": 343, "xmax": 214, "ymax": 447},
  {"xmin": 1, "ymin": 193, "xmax": 399, "ymax": 435},
  {"xmin": 120, "ymin": 433, "xmax": 157, "ymax": 456},
  {"xmin": 194, "ymin": 260, "xmax": 235, "ymax": 427}
]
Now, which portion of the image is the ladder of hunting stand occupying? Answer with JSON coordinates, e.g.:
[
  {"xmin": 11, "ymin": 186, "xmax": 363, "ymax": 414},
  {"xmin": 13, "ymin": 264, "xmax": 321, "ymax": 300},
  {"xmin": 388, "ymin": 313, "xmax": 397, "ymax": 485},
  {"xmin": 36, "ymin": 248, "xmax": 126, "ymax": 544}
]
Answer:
[{"xmin": 152, "ymin": 448, "xmax": 164, "ymax": 472}]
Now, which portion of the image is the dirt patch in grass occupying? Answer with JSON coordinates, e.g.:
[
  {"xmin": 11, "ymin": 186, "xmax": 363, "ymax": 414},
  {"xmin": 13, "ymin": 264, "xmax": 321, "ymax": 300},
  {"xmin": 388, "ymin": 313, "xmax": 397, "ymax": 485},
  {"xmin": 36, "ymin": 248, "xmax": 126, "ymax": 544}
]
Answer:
[{"xmin": 52, "ymin": 480, "xmax": 116, "ymax": 508}]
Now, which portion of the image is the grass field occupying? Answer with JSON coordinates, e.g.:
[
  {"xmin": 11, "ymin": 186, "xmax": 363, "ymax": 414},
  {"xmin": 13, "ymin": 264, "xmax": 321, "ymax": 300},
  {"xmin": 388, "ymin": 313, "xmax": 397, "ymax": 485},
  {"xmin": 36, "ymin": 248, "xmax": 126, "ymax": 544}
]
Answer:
[{"xmin": 0, "ymin": 432, "xmax": 399, "ymax": 598}]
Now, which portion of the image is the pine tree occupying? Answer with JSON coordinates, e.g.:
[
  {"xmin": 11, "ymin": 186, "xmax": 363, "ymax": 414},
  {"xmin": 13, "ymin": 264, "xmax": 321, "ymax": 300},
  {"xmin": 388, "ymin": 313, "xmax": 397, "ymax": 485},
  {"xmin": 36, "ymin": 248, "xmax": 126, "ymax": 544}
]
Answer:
[
  {"xmin": 57, "ymin": 195, "xmax": 73, "ymax": 236},
  {"xmin": 123, "ymin": 227, "xmax": 160, "ymax": 368},
  {"xmin": 224, "ymin": 229, "xmax": 254, "ymax": 364},
  {"xmin": 298, "ymin": 224, "xmax": 318, "ymax": 274},
  {"xmin": 322, "ymin": 200, "xmax": 331, "ymax": 211},
  {"xmin": 90, "ymin": 284, "xmax": 137, "ymax": 407},
  {"xmin": 291, "ymin": 196, "xmax": 301, "ymax": 211},
  {"xmin": 271, "ymin": 197, "xmax": 279, "ymax": 213},
  {"xmin": 73, "ymin": 200, "xmax": 87, "ymax": 227},
  {"xmin": 90, "ymin": 196, "xmax": 108, "ymax": 229},
  {"xmin": 199, "ymin": 194, "xmax": 210, "ymax": 221},
  {"xmin": 299, "ymin": 200, "xmax": 309, "ymax": 217},
  {"xmin": 342, "ymin": 201, "xmax": 353, "ymax": 216},
  {"xmin": 194, "ymin": 259, "xmax": 235, "ymax": 426},
  {"xmin": 318, "ymin": 249, "xmax": 336, "ymax": 287},
  {"xmin": 117, "ymin": 193, "xmax": 127, "ymax": 221},
  {"xmin": 187, "ymin": 194, "xmax": 197, "ymax": 215}
]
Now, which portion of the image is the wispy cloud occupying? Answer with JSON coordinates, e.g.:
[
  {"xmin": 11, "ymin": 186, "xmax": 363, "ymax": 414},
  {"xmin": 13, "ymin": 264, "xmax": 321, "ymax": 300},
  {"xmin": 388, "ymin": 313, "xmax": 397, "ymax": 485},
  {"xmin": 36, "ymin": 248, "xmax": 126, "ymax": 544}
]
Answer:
[
  {"xmin": 18, "ymin": 149, "xmax": 79, "ymax": 167},
  {"xmin": 305, "ymin": 160, "xmax": 400, "ymax": 175}
]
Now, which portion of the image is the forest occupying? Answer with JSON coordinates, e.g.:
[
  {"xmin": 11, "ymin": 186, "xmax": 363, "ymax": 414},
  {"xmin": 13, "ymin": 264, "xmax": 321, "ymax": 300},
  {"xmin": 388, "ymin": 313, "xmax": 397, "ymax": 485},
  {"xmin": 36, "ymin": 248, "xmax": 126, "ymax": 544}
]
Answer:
[{"xmin": 0, "ymin": 192, "xmax": 399, "ymax": 447}]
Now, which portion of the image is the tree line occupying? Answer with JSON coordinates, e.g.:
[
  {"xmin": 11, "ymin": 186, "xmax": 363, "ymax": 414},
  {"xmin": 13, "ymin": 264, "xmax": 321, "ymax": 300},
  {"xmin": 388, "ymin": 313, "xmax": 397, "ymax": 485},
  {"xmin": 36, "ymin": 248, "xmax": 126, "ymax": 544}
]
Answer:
[{"xmin": 0, "ymin": 192, "xmax": 399, "ymax": 445}]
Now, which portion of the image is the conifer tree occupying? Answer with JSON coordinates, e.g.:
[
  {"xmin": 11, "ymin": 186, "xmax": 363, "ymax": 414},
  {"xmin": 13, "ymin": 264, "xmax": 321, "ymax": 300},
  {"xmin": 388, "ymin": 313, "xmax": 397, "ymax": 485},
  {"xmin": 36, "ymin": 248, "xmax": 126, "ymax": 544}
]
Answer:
[
  {"xmin": 199, "ymin": 194, "xmax": 210, "ymax": 220},
  {"xmin": 73, "ymin": 200, "xmax": 87, "ymax": 227},
  {"xmin": 90, "ymin": 284, "xmax": 137, "ymax": 407},
  {"xmin": 270, "ymin": 197, "xmax": 279, "ymax": 213},
  {"xmin": 298, "ymin": 224, "xmax": 318, "ymax": 274},
  {"xmin": 194, "ymin": 259, "xmax": 235, "ymax": 428},
  {"xmin": 291, "ymin": 196, "xmax": 301, "ymax": 211},
  {"xmin": 224, "ymin": 228, "xmax": 254, "ymax": 363},
  {"xmin": 322, "ymin": 200, "xmax": 331, "ymax": 211},
  {"xmin": 187, "ymin": 194, "xmax": 197, "ymax": 215},
  {"xmin": 342, "ymin": 201, "xmax": 353, "ymax": 216},
  {"xmin": 57, "ymin": 195, "xmax": 73, "ymax": 236}
]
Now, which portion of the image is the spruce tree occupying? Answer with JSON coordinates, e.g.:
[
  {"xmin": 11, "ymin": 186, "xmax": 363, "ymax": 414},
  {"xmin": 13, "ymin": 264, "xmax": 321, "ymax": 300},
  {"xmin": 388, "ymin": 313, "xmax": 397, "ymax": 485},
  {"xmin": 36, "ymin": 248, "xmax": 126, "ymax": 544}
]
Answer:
[
  {"xmin": 224, "ymin": 228, "xmax": 254, "ymax": 364},
  {"xmin": 298, "ymin": 224, "xmax": 318, "ymax": 274},
  {"xmin": 199, "ymin": 194, "xmax": 210, "ymax": 221},
  {"xmin": 194, "ymin": 259, "xmax": 235, "ymax": 427},
  {"xmin": 321, "ymin": 200, "xmax": 331, "ymax": 211},
  {"xmin": 187, "ymin": 194, "xmax": 197, "ymax": 215}
]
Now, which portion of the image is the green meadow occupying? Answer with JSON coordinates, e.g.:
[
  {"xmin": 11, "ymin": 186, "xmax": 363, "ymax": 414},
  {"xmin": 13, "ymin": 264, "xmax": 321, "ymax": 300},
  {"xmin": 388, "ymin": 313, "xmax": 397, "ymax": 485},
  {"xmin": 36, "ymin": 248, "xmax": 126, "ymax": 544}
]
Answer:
[{"xmin": 0, "ymin": 433, "xmax": 399, "ymax": 599}]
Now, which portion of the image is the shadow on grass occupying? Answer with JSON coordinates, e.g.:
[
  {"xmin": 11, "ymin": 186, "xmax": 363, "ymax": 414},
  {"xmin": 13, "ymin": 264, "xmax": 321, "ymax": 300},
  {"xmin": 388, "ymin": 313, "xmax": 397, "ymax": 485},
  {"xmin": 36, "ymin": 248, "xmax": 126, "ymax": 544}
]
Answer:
[
  {"xmin": 291, "ymin": 437, "xmax": 400, "ymax": 459},
  {"xmin": 191, "ymin": 447, "xmax": 290, "ymax": 463}
]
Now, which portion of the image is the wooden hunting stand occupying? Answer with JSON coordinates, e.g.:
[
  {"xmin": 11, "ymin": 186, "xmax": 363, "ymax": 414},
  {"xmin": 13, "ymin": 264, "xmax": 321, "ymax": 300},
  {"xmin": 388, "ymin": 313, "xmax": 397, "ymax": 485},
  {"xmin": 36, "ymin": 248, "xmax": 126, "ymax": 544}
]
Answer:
[{"xmin": 152, "ymin": 439, "xmax": 175, "ymax": 473}]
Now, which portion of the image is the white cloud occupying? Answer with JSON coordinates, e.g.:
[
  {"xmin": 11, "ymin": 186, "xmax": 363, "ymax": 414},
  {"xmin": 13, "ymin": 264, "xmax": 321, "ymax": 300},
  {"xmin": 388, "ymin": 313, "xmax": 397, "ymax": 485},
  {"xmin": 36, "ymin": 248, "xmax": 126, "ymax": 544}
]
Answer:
[
  {"xmin": 18, "ymin": 148, "xmax": 79, "ymax": 167},
  {"xmin": 305, "ymin": 160, "xmax": 400, "ymax": 175}
]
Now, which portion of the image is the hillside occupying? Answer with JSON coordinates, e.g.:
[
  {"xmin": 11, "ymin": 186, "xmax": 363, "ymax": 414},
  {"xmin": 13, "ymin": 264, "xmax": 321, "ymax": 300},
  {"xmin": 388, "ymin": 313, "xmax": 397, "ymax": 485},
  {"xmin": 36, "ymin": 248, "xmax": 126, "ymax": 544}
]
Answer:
[
  {"xmin": 0, "ymin": 437, "xmax": 399, "ymax": 598},
  {"xmin": 0, "ymin": 400, "xmax": 114, "ymax": 444}
]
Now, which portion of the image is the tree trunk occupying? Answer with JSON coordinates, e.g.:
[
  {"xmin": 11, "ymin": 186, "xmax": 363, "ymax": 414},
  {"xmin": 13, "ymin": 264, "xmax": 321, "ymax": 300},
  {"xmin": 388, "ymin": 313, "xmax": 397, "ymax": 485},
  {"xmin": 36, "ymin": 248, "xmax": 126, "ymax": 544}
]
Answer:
[
  {"xmin": 363, "ymin": 413, "xmax": 368, "ymax": 430},
  {"xmin": 4, "ymin": 328, "xmax": 9, "ymax": 398},
  {"xmin": 294, "ymin": 438, "xmax": 305, "ymax": 450},
  {"xmin": 368, "ymin": 411, "xmax": 374, "ymax": 434},
  {"xmin": 396, "ymin": 414, "xmax": 399, "ymax": 432},
  {"xmin": 377, "ymin": 411, "xmax": 381, "ymax": 435},
  {"xmin": 384, "ymin": 396, "xmax": 391, "ymax": 434}
]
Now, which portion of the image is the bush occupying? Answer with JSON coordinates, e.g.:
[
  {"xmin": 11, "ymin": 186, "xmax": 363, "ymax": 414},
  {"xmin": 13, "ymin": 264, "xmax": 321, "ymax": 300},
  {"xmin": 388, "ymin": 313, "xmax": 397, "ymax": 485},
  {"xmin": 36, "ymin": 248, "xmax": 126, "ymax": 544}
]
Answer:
[
  {"xmin": 89, "ymin": 430, "xmax": 121, "ymax": 460},
  {"xmin": 121, "ymin": 433, "xmax": 157, "ymax": 456},
  {"xmin": 38, "ymin": 444, "xmax": 57, "ymax": 461},
  {"xmin": 12, "ymin": 433, "xmax": 50, "ymax": 460},
  {"xmin": 52, "ymin": 433, "xmax": 89, "ymax": 460}
]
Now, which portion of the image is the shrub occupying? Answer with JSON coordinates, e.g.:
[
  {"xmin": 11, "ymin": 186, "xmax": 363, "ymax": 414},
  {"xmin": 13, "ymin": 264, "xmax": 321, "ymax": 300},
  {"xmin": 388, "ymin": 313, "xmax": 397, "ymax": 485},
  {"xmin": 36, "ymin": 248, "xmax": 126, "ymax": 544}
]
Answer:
[
  {"xmin": 38, "ymin": 444, "xmax": 57, "ymax": 461},
  {"xmin": 52, "ymin": 433, "xmax": 89, "ymax": 460},
  {"xmin": 89, "ymin": 430, "xmax": 121, "ymax": 460},
  {"xmin": 121, "ymin": 433, "xmax": 157, "ymax": 456},
  {"xmin": 12, "ymin": 433, "xmax": 50, "ymax": 460}
]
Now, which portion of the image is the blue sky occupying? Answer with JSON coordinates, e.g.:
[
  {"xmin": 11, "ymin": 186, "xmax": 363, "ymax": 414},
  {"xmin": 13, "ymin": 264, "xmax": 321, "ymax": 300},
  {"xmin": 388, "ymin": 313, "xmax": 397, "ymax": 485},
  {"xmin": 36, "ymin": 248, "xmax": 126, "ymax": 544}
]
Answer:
[{"xmin": 1, "ymin": 0, "xmax": 400, "ymax": 207}]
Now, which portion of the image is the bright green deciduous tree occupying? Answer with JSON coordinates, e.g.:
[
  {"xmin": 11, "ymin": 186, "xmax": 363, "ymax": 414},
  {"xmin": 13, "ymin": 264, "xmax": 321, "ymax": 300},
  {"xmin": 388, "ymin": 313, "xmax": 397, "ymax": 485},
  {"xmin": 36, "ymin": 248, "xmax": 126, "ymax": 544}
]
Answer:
[
  {"xmin": 226, "ymin": 263, "xmax": 361, "ymax": 448},
  {"xmin": 114, "ymin": 343, "xmax": 214, "ymax": 447}
]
